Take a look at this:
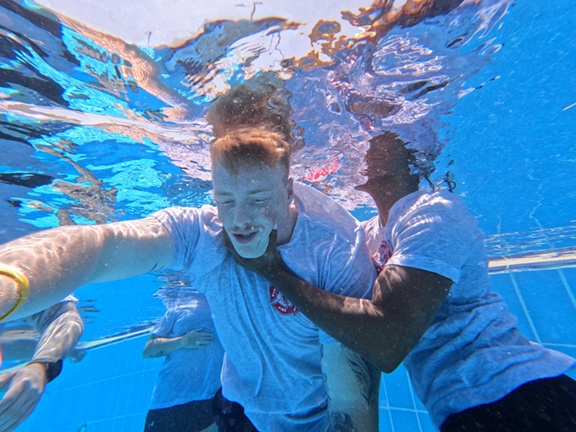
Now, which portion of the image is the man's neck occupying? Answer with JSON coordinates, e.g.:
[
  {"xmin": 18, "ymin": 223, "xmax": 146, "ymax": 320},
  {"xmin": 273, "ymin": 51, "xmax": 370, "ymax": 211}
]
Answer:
[
  {"xmin": 277, "ymin": 207, "xmax": 298, "ymax": 245},
  {"xmin": 359, "ymin": 175, "xmax": 419, "ymax": 227},
  {"xmin": 374, "ymin": 190, "xmax": 409, "ymax": 227}
]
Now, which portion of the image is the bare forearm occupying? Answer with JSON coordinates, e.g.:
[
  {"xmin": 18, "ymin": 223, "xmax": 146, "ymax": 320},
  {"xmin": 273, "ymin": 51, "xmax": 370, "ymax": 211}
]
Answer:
[
  {"xmin": 268, "ymin": 264, "xmax": 450, "ymax": 373},
  {"xmin": 142, "ymin": 336, "xmax": 184, "ymax": 358},
  {"xmin": 267, "ymin": 267, "xmax": 396, "ymax": 371}
]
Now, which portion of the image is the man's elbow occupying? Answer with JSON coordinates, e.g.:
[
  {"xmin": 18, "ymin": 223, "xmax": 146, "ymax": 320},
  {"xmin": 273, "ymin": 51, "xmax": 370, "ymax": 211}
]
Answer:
[
  {"xmin": 68, "ymin": 312, "xmax": 85, "ymax": 341},
  {"xmin": 142, "ymin": 342, "xmax": 162, "ymax": 358},
  {"xmin": 73, "ymin": 319, "xmax": 84, "ymax": 341},
  {"xmin": 142, "ymin": 349, "xmax": 162, "ymax": 359},
  {"xmin": 74, "ymin": 315, "xmax": 85, "ymax": 334}
]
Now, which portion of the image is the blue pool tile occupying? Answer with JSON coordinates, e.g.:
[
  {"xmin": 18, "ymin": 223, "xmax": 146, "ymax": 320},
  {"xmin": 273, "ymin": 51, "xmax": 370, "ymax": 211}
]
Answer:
[
  {"xmin": 418, "ymin": 411, "xmax": 437, "ymax": 432},
  {"xmin": 130, "ymin": 369, "xmax": 157, "ymax": 411},
  {"xmin": 558, "ymin": 267, "xmax": 576, "ymax": 308},
  {"xmin": 413, "ymin": 393, "xmax": 426, "ymax": 411},
  {"xmin": 121, "ymin": 374, "xmax": 137, "ymax": 416},
  {"xmin": 378, "ymin": 376, "xmax": 390, "ymax": 408},
  {"xmin": 380, "ymin": 365, "xmax": 417, "ymax": 410},
  {"xmin": 545, "ymin": 344, "xmax": 576, "ymax": 381},
  {"xmin": 127, "ymin": 415, "xmax": 142, "ymax": 431},
  {"xmin": 29, "ymin": 425, "xmax": 79, "ymax": 432},
  {"xmin": 132, "ymin": 413, "xmax": 147, "ymax": 432},
  {"xmin": 85, "ymin": 417, "xmax": 127, "ymax": 432},
  {"xmin": 77, "ymin": 345, "xmax": 123, "ymax": 382},
  {"xmin": 378, "ymin": 409, "xmax": 395, "ymax": 432},
  {"xmin": 116, "ymin": 343, "xmax": 136, "ymax": 376},
  {"xmin": 390, "ymin": 409, "xmax": 423, "ymax": 432},
  {"xmin": 112, "ymin": 417, "xmax": 128, "ymax": 432},
  {"xmin": 119, "ymin": 415, "xmax": 134, "ymax": 431},
  {"xmin": 109, "ymin": 375, "xmax": 136, "ymax": 418},
  {"xmin": 31, "ymin": 386, "xmax": 88, "ymax": 429},
  {"xmin": 513, "ymin": 270, "xmax": 576, "ymax": 344}
]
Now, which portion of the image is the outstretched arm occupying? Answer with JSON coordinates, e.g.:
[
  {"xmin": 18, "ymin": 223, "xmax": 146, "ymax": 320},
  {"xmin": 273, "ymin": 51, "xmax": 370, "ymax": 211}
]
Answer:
[
  {"xmin": 0, "ymin": 216, "xmax": 173, "ymax": 322},
  {"xmin": 226, "ymin": 231, "xmax": 451, "ymax": 373},
  {"xmin": 142, "ymin": 328, "xmax": 214, "ymax": 358},
  {"xmin": 0, "ymin": 300, "xmax": 84, "ymax": 431}
]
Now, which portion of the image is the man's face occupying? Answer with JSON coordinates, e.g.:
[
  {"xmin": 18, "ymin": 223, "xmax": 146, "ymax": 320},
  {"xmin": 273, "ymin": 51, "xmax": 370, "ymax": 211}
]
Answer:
[{"xmin": 212, "ymin": 161, "xmax": 293, "ymax": 259}]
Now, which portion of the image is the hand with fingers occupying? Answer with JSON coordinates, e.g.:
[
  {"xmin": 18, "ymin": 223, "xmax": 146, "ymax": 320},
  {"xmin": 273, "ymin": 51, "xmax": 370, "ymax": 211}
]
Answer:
[
  {"xmin": 180, "ymin": 328, "xmax": 214, "ymax": 349},
  {"xmin": 223, "ymin": 229, "xmax": 284, "ymax": 279},
  {"xmin": 0, "ymin": 363, "xmax": 47, "ymax": 432}
]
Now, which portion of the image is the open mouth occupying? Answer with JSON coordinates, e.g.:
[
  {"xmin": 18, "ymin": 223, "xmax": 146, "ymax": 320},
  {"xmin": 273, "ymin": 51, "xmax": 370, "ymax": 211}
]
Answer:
[{"xmin": 232, "ymin": 231, "xmax": 258, "ymax": 244}]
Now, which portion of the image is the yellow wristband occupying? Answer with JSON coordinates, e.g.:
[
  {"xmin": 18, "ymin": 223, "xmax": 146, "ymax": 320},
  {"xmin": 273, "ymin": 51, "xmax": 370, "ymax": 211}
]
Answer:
[{"xmin": 0, "ymin": 265, "xmax": 30, "ymax": 322}]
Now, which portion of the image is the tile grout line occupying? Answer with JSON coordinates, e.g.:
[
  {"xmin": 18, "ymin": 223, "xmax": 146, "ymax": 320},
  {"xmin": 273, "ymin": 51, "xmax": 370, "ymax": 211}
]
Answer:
[
  {"xmin": 387, "ymin": 407, "xmax": 430, "ymax": 414},
  {"xmin": 380, "ymin": 379, "xmax": 396, "ymax": 432},
  {"xmin": 509, "ymin": 272, "xmax": 541, "ymax": 343},
  {"xmin": 542, "ymin": 342, "xmax": 576, "ymax": 348},
  {"xmin": 49, "ymin": 366, "xmax": 161, "ymax": 393},
  {"xmin": 41, "ymin": 412, "xmax": 147, "ymax": 432},
  {"xmin": 557, "ymin": 268, "xmax": 576, "ymax": 311},
  {"xmin": 404, "ymin": 368, "xmax": 424, "ymax": 432}
]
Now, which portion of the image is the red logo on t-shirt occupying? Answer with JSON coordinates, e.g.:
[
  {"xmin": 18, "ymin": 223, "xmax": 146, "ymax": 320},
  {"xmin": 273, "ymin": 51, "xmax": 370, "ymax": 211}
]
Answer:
[
  {"xmin": 269, "ymin": 285, "xmax": 299, "ymax": 316},
  {"xmin": 373, "ymin": 238, "xmax": 393, "ymax": 273}
]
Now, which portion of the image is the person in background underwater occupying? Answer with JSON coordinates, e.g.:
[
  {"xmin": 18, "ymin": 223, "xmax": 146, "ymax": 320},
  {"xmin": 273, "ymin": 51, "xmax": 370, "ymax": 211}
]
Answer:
[{"xmin": 142, "ymin": 297, "xmax": 227, "ymax": 432}]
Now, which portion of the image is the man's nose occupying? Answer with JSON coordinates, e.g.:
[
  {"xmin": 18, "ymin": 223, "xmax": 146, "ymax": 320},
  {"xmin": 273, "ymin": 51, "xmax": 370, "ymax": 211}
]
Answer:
[{"xmin": 233, "ymin": 203, "xmax": 253, "ymax": 227}]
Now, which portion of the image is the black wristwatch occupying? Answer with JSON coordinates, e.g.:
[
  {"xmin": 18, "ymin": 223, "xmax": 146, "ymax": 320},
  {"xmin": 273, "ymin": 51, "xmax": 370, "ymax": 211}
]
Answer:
[{"xmin": 27, "ymin": 358, "xmax": 63, "ymax": 383}]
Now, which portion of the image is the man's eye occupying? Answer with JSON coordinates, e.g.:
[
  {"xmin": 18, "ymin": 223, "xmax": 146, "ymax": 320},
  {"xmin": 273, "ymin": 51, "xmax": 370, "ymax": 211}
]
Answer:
[
  {"xmin": 252, "ymin": 199, "xmax": 269, "ymax": 205},
  {"xmin": 216, "ymin": 199, "xmax": 234, "ymax": 206}
]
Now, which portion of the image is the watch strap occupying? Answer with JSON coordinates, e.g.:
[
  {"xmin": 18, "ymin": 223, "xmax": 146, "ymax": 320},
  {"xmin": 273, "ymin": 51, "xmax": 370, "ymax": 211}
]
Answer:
[{"xmin": 27, "ymin": 358, "xmax": 63, "ymax": 383}]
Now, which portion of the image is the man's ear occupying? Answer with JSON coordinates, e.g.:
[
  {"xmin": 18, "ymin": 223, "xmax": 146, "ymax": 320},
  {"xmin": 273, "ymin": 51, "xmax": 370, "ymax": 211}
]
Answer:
[{"xmin": 286, "ymin": 177, "xmax": 294, "ymax": 202}]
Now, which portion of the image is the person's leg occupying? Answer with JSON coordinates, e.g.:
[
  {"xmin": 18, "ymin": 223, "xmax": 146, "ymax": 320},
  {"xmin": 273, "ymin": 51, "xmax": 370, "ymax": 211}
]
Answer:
[
  {"xmin": 144, "ymin": 399, "xmax": 215, "ymax": 432},
  {"xmin": 212, "ymin": 388, "xmax": 259, "ymax": 432},
  {"xmin": 322, "ymin": 343, "xmax": 381, "ymax": 432},
  {"xmin": 440, "ymin": 374, "xmax": 576, "ymax": 432}
]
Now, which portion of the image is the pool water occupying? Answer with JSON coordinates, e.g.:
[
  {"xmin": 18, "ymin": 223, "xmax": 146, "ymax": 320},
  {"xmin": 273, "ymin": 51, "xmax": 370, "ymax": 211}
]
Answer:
[{"xmin": 1, "ymin": 0, "xmax": 575, "ymax": 431}]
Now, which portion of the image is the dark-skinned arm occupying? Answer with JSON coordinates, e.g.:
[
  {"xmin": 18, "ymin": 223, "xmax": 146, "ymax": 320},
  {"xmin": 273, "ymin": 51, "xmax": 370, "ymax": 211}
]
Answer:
[{"xmin": 225, "ymin": 231, "xmax": 452, "ymax": 373}]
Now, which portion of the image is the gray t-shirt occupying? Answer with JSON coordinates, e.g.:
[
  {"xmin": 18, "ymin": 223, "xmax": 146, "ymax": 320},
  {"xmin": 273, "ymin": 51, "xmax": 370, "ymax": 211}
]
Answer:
[
  {"xmin": 149, "ymin": 298, "xmax": 224, "ymax": 410},
  {"xmin": 153, "ymin": 183, "xmax": 376, "ymax": 431},
  {"xmin": 363, "ymin": 190, "xmax": 576, "ymax": 428}
]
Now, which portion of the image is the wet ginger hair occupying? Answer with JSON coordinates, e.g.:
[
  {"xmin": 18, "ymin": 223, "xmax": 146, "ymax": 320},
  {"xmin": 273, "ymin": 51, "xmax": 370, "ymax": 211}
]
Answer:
[
  {"xmin": 210, "ymin": 127, "xmax": 291, "ymax": 178},
  {"xmin": 206, "ymin": 74, "xmax": 296, "ymax": 145}
]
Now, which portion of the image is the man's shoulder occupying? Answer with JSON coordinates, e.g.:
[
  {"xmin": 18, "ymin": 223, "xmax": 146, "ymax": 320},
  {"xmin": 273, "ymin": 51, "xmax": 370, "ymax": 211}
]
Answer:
[
  {"xmin": 392, "ymin": 190, "xmax": 469, "ymax": 221},
  {"xmin": 293, "ymin": 182, "xmax": 359, "ymax": 241},
  {"xmin": 153, "ymin": 205, "xmax": 220, "ymax": 227},
  {"xmin": 390, "ymin": 189, "xmax": 482, "ymax": 249}
]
